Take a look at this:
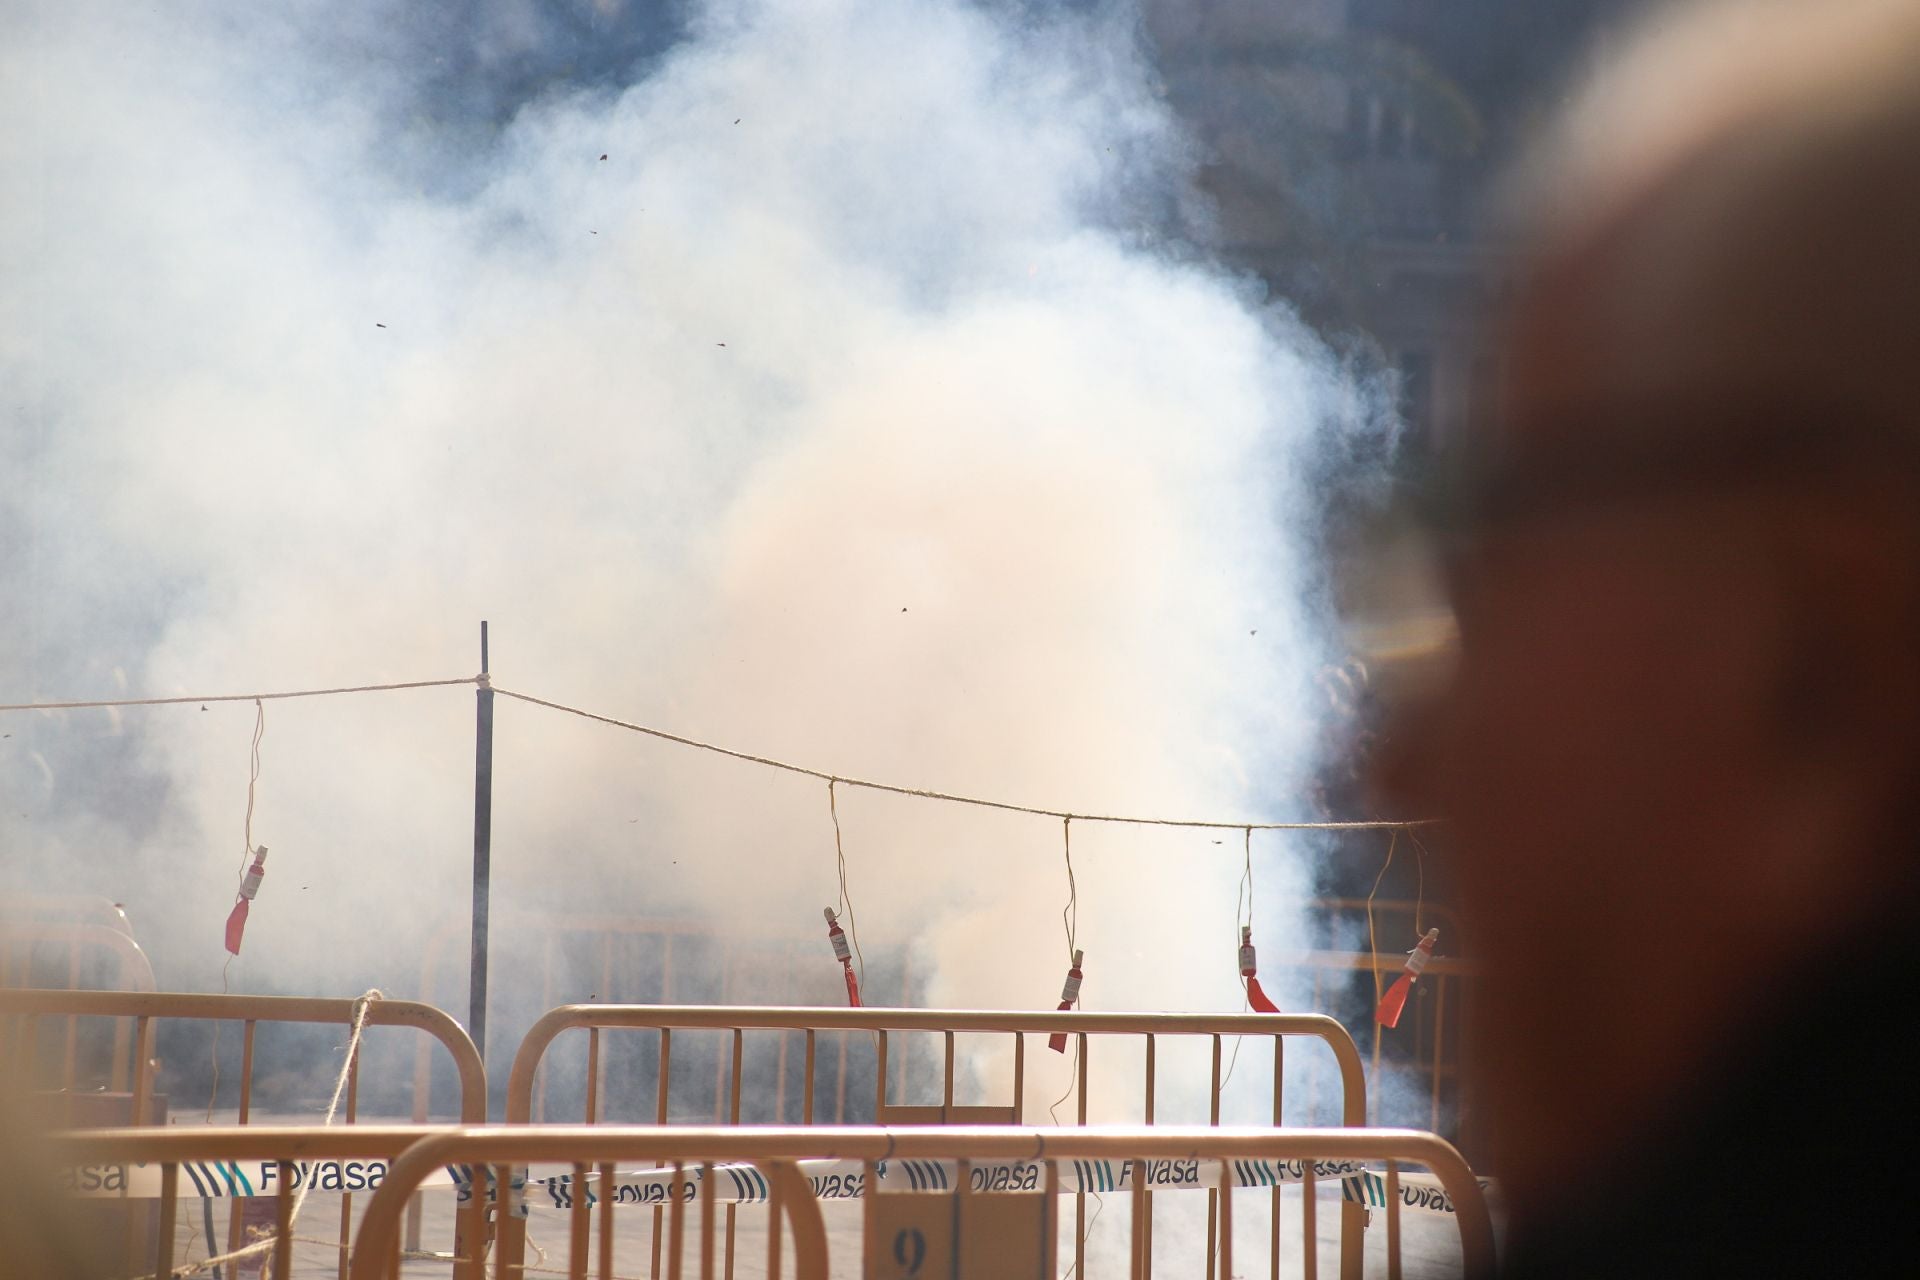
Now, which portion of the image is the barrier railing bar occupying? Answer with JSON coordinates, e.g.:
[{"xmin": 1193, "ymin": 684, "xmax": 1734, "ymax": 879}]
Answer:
[
  {"xmin": 802, "ymin": 1030, "xmax": 816, "ymax": 1125},
  {"xmin": 1387, "ymin": 1160, "xmax": 1403, "ymax": 1280},
  {"xmin": 652, "ymin": 1028, "xmax": 672, "ymax": 1280},
  {"xmin": 270, "ymin": 1161, "xmax": 294, "ymax": 1280},
  {"xmin": 1304, "ymin": 1155, "xmax": 1321, "ymax": 1279},
  {"xmin": 338, "ymin": 1032, "xmax": 362, "ymax": 1280},
  {"xmin": 1218, "ymin": 1156, "xmax": 1234, "ymax": 1280},
  {"xmin": 1143, "ymin": 1033, "xmax": 1157, "ymax": 1278},
  {"xmin": 571, "ymin": 1159, "xmax": 592, "ymax": 1280},
  {"xmin": 1273, "ymin": 1035, "xmax": 1285, "ymax": 1280},
  {"xmin": 600, "ymin": 1159, "xmax": 618, "ymax": 1280},
  {"xmin": 1077, "ymin": 1029, "xmax": 1089, "ymax": 1279},
  {"xmin": 726, "ymin": 1028, "xmax": 743, "ymax": 1276},
  {"xmin": 667, "ymin": 1160, "xmax": 686, "ymax": 1280},
  {"xmin": 132, "ymin": 1014, "xmax": 154, "ymax": 1125}
]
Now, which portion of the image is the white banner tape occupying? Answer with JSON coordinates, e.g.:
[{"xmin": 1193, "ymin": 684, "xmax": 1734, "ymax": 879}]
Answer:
[
  {"xmin": 59, "ymin": 1156, "xmax": 1494, "ymax": 1219},
  {"xmin": 507, "ymin": 1157, "xmax": 1380, "ymax": 1211},
  {"xmin": 57, "ymin": 1160, "xmax": 455, "ymax": 1200}
]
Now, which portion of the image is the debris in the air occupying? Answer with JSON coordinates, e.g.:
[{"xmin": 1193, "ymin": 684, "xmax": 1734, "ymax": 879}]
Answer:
[
  {"xmin": 375, "ymin": 323, "xmax": 386, "ymax": 329},
  {"xmin": 599, "ymin": 153, "xmax": 608, "ymax": 160}
]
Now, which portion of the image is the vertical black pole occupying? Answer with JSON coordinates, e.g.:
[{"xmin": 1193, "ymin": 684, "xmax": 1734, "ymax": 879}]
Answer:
[{"xmin": 471, "ymin": 621, "xmax": 494, "ymax": 1068}]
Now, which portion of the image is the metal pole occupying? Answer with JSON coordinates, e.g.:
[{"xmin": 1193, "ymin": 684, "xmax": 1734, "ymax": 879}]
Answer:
[{"xmin": 471, "ymin": 622, "xmax": 494, "ymax": 1068}]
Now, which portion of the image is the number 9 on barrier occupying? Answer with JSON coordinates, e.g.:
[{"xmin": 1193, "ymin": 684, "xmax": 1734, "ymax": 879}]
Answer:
[{"xmin": 867, "ymin": 1179, "xmax": 1053, "ymax": 1279}]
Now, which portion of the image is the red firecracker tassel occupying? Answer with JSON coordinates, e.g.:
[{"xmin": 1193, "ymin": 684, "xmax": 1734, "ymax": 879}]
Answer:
[
  {"xmin": 1047, "ymin": 950, "xmax": 1084, "ymax": 1053},
  {"xmin": 1374, "ymin": 927, "xmax": 1439, "ymax": 1029},
  {"xmin": 224, "ymin": 846, "xmax": 268, "ymax": 956},
  {"xmin": 824, "ymin": 908, "xmax": 861, "ymax": 1007},
  {"xmin": 1240, "ymin": 927, "xmax": 1280, "ymax": 1013}
]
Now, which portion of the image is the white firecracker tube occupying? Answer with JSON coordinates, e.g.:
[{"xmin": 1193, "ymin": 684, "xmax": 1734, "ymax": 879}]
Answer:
[
  {"xmin": 1403, "ymin": 927, "xmax": 1438, "ymax": 976},
  {"xmin": 1060, "ymin": 950, "xmax": 1084, "ymax": 1003},
  {"xmin": 238, "ymin": 847, "xmax": 268, "ymax": 900},
  {"xmin": 1239, "ymin": 926, "xmax": 1256, "ymax": 975},
  {"xmin": 824, "ymin": 907, "xmax": 852, "ymax": 963}
]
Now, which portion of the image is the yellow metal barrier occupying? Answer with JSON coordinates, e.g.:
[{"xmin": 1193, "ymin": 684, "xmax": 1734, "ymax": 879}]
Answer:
[
  {"xmin": 504, "ymin": 1005, "xmax": 1369, "ymax": 1280},
  {"xmin": 2, "ymin": 990, "xmax": 487, "ymax": 1274},
  {"xmin": 42, "ymin": 1124, "xmax": 483, "ymax": 1280},
  {"xmin": 347, "ymin": 1123, "xmax": 1493, "ymax": 1280},
  {"xmin": 0, "ymin": 929, "xmax": 158, "ymax": 1099}
]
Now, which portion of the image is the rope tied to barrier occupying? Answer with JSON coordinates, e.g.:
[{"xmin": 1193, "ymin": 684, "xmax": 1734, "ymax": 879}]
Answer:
[{"xmin": 152, "ymin": 990, "xmax": 384, "ymax": 1280}]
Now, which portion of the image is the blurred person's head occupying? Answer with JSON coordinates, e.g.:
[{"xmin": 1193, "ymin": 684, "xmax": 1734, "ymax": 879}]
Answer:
[{"xmin": 1415, "ymin": 0, "xmax": 1920, "ymax": 1218}]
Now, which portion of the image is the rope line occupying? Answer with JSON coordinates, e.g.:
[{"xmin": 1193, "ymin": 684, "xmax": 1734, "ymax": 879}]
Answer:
[
  {"xmin": 493, "ymin": 686, "xmax": 1438, "ymax": 833},
  {"xmin": 0, "ymin": 676, "xmax": 479, "ymax": 713},
  {"xmin": 1, "ymin": 672, "xmax": 1441, "ymax": 833}
]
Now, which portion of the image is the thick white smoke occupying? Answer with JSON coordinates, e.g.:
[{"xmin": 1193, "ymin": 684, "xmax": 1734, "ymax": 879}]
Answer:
[{"xmin": 2, "ymin": 0, "xmax": 1381, "ymax": 1117}]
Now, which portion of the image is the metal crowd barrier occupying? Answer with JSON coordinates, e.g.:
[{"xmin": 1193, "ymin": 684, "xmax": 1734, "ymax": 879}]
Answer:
[
  {"xmin": 0, "ymin": 990, "xmax": 487, "ymax": 1274},
  {"xmin": 41, "ymin": 1124, "xmax": 481, "ymax": 1280},
  {"xmin": 0, "ymin": 928, "xmax": 157, "ymax": 1098},
  {"xmin": 343, "ymin": 1123, "xmax": 1493, "ymax": 1280},
  {"xmin": 503, "ymin": 1005, "xmax": 1369, "ymax": 1280}
]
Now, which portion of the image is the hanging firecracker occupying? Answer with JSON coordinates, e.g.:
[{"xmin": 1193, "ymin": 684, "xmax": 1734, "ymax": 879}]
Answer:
[
  {"xmin": 824, "ymin": 907, "xmax": 861, "ymax": 1007},
  {"xmin": 1374, "ymin": 927, "xmax": 1439, "ymax": 1029},
  {"xmin": 225, "ymin": 846, "xmax": 268, "ymax": 956},
  {"xmin": 1239, "ymin": 926, "xmax": 1280, "ymax": 1013},
  {"xmin": 1047, "ymin": 950, "xmax": 1084, "ymax": 1053}
]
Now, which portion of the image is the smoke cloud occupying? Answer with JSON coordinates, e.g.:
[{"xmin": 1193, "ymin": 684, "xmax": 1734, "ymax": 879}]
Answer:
[{"xmin": 2, "ymin": 0, "xmax": 1385, "ymax": 1121}]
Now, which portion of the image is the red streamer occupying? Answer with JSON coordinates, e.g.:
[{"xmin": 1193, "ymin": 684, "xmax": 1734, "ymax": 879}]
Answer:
[{"xmin": 1375, "ymin": 928, "xmax": 1439, "ymax": 1029}]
